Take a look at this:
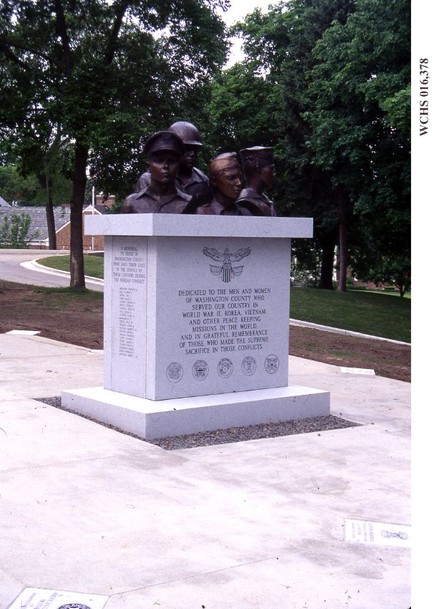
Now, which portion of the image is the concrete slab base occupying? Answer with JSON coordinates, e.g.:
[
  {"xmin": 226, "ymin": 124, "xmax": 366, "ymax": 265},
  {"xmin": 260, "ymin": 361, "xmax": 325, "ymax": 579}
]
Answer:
[{"xmin": 61, "ymin": 384, "xmax": 330, "ymax": 440}]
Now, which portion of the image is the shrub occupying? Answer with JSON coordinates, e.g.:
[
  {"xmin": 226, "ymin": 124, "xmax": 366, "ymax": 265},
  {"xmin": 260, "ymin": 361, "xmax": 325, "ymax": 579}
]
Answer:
[{"xmin": 0, "ymin": 212, "xmax": 38, "ymax": 248}]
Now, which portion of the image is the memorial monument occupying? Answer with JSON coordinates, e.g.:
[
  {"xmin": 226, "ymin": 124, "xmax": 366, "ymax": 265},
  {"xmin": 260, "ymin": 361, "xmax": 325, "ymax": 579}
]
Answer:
[{"xmin": 61, "ymin": 131, "xmax": 330, "ymax": 441}]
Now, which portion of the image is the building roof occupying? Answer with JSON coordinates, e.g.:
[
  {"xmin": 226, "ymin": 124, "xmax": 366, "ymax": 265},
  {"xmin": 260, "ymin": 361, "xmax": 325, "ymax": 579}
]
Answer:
[{"xmin": 0, "ymin": 204, "xmax": 102, "ymax": 246}]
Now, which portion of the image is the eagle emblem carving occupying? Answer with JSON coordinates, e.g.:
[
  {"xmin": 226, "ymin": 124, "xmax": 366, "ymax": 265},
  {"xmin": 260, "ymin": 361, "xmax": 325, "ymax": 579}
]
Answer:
[{"xmin": 203, "ymin": 246, "xmax": 251, "ymax": 283}]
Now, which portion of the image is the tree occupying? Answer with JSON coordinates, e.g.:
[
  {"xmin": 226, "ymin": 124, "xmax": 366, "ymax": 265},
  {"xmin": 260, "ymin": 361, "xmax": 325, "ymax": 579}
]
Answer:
[
  {"xmin": 215, "ymin": 1, "xmax": 357, "ymax": 286},
  {"xmin": 0, "ymin": 0, "xmax": 229, "ymax": 288},
  {"xmin": 206, "ymin": 59, "xmax": 284, "ymax": 176},
  {"xmin": 9, "ymin": 127, "xmax": 73, "ymax": 248},
  {"xmin": 0, "ymin": 211, "xmax": 37, "ymax": 248},
  {"xmin": 0, "ymin": 165, "xmax": 38, "ymax": 204},
  {"xmin": 303, "ymin": 0, "xmax": 410, "ymax": 291},
  {"xmin": 221, "ymin": 0, "xmax": 409, "ymax": 292},
  {"xmin": 265, "ymin": 0, "xmax": 355, "ymax": 289}
]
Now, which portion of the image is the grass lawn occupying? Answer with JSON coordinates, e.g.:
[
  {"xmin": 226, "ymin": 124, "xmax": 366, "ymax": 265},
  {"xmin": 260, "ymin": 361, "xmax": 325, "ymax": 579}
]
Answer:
[
  {"xmin": 37, "ymin": 255, "xmax": 410, "ymax": 343},
  {"xmin": 38, "ymin": 254, "xmax": 104, "ymax": 279},
  {"xmin": 291, "ymin": 287, "xmax": 410, "ymax": 343}
]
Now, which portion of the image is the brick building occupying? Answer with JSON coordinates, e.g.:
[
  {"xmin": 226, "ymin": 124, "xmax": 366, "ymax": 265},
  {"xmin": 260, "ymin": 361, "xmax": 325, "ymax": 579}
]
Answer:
[{"xmin": 0, "ymin": 195, "xmax": 115, "ymax": 250}]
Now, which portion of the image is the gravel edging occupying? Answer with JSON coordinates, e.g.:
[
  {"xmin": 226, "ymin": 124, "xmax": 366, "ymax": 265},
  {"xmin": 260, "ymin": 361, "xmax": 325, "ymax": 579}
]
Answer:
[
  {"xmin": 148, "ymin": 415, "xmax": 360, "ymax": 450},
  {"xmin": 37, "ymin": 396, "xmax": 360, "ymax": 451}
]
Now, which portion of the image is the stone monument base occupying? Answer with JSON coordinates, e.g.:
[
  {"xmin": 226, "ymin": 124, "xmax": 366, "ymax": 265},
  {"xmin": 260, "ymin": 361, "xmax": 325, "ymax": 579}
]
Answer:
[{"xmin": 61, "ymin": 385, "xmax": 330, "ymax": 441}]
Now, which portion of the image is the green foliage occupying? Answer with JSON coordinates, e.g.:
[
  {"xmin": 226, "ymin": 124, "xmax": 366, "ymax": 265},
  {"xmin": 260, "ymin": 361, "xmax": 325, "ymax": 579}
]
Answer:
[
  {"xmin": 0, "ymin": 0, "xmax": 230, "ymax": 286},
  {"xmin": 350, "ymin": 245, "xmax": 411, "ymax": 297},
  {"xmin": 304, "ymin": 0, "xmax": 410, "ymax": 263},
  {"xmin": 216, "ymin": 0, "xmax": 359, "ymax": 242},
  {"xmin": 0, "ymin": 163, "xmax": 71, "ymax": 206},
  {"xmin": 207, "ymin": 62, "xmax": 284, "ymax": 150},
  {"xmin": 305, "ymin": 0, "xmax": 410, "ymax": 185},
  {"xmin": 291, "ymin": 239, "xmax": 322, "ymax": 287},
  {"xmin": 209, "ymin": 0, "xmax": 410, "ymax": 290},
  {"xmin": 0, "ymin": 0, "xmax": 229, "ymax": 199},
  {"xmin": 0, "ymin": 165, "xmax": 39, "ymax": 204},
  {"xmin": 0, "ymin": 211, "xmax": 38, "ymax": 248}
]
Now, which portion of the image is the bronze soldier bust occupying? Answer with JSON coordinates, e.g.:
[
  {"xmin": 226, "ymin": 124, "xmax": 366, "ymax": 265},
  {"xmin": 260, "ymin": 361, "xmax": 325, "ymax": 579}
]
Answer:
[
  {"xmin": 168, "ymin": 121, "xmax": 212, "ymax": 202},
  {"xmin": 237, "ymin": 146, "xmax": 278, "ymax": 216},
  {"xmin": 195, "ymin": 152, "xmax": 244, "ymax": 215},
  {"xmin": 136, "ymin": 121, "xmax": 212, "ymax": 208},
  {"xmin": 121, "ymin": 131, "xmax": 191, "ymax": 214}
]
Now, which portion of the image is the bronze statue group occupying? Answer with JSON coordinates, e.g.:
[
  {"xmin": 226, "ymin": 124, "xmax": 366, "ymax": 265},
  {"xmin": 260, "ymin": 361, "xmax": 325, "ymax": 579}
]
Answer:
[{"xmin": 121, "ymin": 121, "xmax": 277, "ymax": 217}]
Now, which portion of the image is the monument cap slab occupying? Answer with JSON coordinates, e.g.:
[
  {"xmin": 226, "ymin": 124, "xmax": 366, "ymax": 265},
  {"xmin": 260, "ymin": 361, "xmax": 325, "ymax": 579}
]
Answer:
[{"xmin": 85, "ymin": 214, "xmax": 313, "ymax": 239}]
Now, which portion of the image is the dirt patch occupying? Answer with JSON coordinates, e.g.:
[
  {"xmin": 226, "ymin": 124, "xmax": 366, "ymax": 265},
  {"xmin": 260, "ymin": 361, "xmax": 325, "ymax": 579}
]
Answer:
[
  {"xmin": 290, "ymin": 326, "xmax": 410, "ymax": 383},
  {"xmin": 0, "ymin": 281, "xmax": 104, "ymax": 349},
  {"xmin": 0, "ymin": 280, "xmax": 410, "ymax": 382}
]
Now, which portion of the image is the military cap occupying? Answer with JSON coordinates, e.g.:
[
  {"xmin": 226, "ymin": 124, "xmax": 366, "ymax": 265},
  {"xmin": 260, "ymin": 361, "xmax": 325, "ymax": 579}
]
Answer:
[
  {"xmin": 209, "ymin": 152, "xmax": 240, "ymax": 176},
  {"xmin": 144, "ymin": 131, "xmax": 185, "ymax": 158},
  {"xmin": 239, "ymin": 146, "xmax": 274, "ymax": 165}
]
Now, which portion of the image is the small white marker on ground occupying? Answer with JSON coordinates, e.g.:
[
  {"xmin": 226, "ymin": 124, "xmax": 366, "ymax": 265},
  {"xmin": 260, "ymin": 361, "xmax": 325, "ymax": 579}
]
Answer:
[{"xmin": 340, "ymin": 367, "xmax": 376, "ymax": 375}]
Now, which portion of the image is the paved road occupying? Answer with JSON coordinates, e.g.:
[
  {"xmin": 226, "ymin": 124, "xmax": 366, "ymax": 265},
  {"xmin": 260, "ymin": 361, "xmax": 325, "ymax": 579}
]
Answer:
[{"xmin": 0, "ymin": 249, "xmax": 104, "ymax": 291}]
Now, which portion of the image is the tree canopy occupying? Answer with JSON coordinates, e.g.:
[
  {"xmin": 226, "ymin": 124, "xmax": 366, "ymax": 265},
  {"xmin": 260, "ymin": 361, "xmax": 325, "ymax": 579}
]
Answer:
[
  {"xmin": 207, "ymin": 0, "xmax": 410, "ymax": 293},
  {"xmin": 304, "ymin": 0, "xmax": 410, "ymax": 292},
  {"xmin": 0, "ymin": 0, "xmax": 230, "ymax": 287},
  {"xmin": 0, "ymin": 0, "xmax": 411, "ymax": 293}
]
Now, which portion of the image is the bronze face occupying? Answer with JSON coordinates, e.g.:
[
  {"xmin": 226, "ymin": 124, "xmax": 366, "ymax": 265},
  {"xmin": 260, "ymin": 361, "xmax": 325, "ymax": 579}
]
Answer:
[
  {"xmin": 180, "ymin": 145, "xmax": 199, "ymax": 174},
  {"xmin": 259, "ymin": 162, "xmax": 276, "ymax": 189},
  {"xmin": 148, "ymin": 151, "xmax": 180, "ymax": 187},
  {"xmin": 214, "ymin": 167, "xmax": 243, "ymax": 202}
]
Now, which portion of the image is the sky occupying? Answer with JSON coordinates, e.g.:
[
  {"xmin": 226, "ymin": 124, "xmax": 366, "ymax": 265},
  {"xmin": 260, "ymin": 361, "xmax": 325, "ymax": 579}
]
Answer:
[
  {"xmin": 220, "ymin": 0, "xmax": 277, "ymax": 24},
  {"xmin": 217, "ymin": 0, "xmax": 281, "ymax": 66}
]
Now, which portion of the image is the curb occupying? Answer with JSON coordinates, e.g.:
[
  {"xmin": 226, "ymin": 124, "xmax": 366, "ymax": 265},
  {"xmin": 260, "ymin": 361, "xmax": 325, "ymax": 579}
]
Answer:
[{"xmin": 21, "ymin": 259, "xmax": 104, "ymax": 287}]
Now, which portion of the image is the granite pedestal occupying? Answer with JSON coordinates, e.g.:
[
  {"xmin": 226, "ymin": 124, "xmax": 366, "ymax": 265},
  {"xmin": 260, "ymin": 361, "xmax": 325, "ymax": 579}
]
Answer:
[{"xmin": 61, "ymin": 215, "xmax": 330, "ymax": 439}]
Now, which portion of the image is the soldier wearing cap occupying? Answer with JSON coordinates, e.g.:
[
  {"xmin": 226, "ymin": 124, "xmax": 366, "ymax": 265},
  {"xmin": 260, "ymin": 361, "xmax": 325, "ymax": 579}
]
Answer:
[
  {"xmin": 237, "ymin": 146, "xmax": 278, "ymax": 216},
  {"xmin": 195, "ymin": 152, "xmax": 244, "ymax": 215},
  {"xmin": 136, "ymin": 121, "xmax": 212, "ymax": 209},
  {"xmin": 121, "ymin": 131, "xmax": 192, "ymax": 214}
]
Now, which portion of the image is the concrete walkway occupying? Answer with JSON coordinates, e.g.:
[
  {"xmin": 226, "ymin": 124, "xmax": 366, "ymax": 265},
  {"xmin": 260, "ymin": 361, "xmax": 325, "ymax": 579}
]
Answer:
[{"xmin": 0, "ymin": 332, "xmax": 411, "ymax": 609}]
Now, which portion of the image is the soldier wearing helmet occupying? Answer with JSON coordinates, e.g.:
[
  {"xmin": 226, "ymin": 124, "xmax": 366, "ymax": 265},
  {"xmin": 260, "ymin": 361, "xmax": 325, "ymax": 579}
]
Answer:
[
  {"xmin": 168, "ymin": 121, "xmax": 211, "ymax": 202},
  {"xmin": 136, "ymin": 121, "xmax": 212, "ymax": 209},
  {"xmin": 121, "ymin": 131, "xmax": 192, "ymax": 214}
]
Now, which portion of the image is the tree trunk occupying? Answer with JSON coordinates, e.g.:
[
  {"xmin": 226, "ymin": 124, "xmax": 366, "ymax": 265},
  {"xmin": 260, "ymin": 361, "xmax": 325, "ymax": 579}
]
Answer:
[
  {"xmin": 319, "ymin": 230, "xmax": 337, "ymax": 290},
  {"xmin": 337, "ymin": 187, "xmax": 348, "ymax": 292},
  {"xmin": 69, "ymin": 142, "xmax": 88, "ymax": 290},
  {"xmin": 38, "ymin": 173, "xmax": 57, "ymax": 250},
  {"xmin": 45, "ymin": 176, "xmax": 57, "ymax": 250}
]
